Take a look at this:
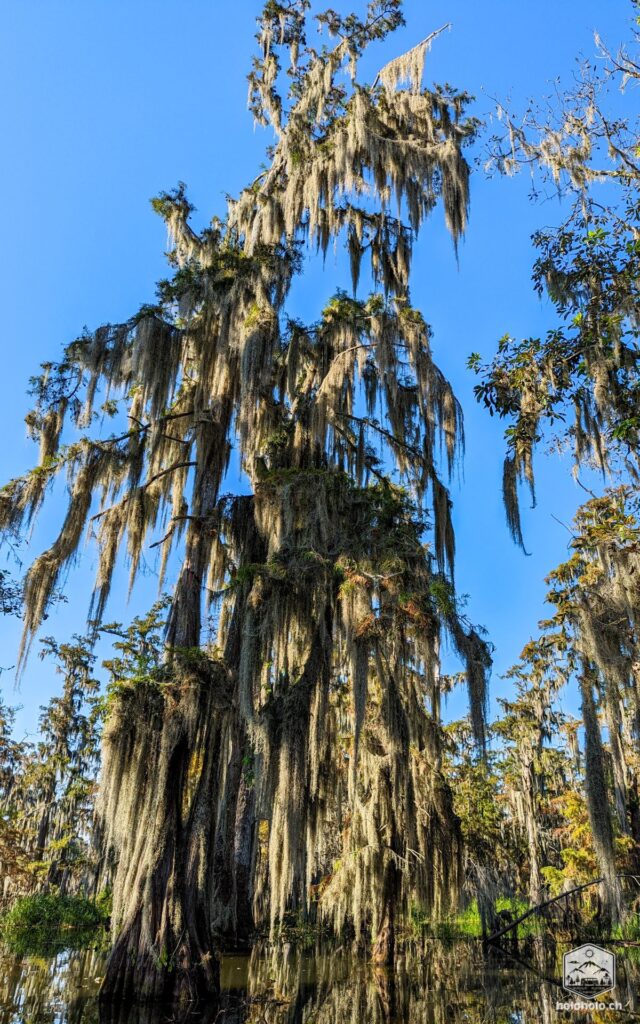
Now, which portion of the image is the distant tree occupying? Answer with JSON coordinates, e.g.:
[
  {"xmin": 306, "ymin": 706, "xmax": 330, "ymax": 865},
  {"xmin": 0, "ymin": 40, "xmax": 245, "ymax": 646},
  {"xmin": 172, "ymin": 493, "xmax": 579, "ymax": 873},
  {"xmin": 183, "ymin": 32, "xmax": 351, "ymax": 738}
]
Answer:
[
  {"xmin": 29, "ymin": 635, "xmax": 102, "ymax": 890},
  {"xmin": 495, "ymin": 489, "xmax": 640, "ymax": 920},
  {"xmin": 0, "ymin": 696, "xmax": 32, "ymax": 895},
  {"xmin": 472, "ymin": 3, "xmax": 640, "ymax": 546},
  {"xmin": 466, "ymin": 2, "xmax": 640, "ymax": 925},
  {"xmin": 445, "ymin": 719, "xmax": 509, "ymax": 933},
  {"xmin": 4, "ymin": 635, "xmax": 103, "ymax": 896}
]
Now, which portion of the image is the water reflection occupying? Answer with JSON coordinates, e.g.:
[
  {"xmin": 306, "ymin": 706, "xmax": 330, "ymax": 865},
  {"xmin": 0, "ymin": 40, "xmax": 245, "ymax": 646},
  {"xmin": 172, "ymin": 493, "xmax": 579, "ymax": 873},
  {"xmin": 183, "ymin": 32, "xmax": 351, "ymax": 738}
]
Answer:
[
  {"xmin": 1, "ymin": 940, "xmax": 639, "ymax": 1024},
  {"xmin": 0, "ymin": 949, "xmax": 103, "ymax": 1024}
]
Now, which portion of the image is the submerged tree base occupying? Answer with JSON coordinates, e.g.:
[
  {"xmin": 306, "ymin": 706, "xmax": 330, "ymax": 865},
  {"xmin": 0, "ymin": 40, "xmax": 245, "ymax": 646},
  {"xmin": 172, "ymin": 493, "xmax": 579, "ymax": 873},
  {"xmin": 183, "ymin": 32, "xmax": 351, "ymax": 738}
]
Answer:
[{"xmin": 99, "ymin": 948, "xmax": 220, "ymax": 1009}]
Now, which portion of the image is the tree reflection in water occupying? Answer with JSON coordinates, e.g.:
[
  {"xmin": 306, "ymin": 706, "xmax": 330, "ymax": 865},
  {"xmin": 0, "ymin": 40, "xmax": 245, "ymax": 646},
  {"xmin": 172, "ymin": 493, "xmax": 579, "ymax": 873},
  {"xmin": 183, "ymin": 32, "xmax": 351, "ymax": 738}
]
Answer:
[{"xmin": 1, "ymin": 941, "xmax": 639, "ymax": 1024}]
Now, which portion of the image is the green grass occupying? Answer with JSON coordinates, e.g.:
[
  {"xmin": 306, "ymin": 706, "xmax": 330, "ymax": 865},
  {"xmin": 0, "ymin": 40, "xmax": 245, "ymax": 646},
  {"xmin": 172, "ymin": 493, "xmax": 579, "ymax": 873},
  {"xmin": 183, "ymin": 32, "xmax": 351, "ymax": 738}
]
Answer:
[
  {"xmin": 611, "ymin": 915, "xmax": 640, "ymax": 942},
  {"xmin": 411, "ymin": 897, "xmax": 538, "ymax": 940},
  {"xmin": 0, "ymin": 892, "xmax": 108, "ymax": 956}
]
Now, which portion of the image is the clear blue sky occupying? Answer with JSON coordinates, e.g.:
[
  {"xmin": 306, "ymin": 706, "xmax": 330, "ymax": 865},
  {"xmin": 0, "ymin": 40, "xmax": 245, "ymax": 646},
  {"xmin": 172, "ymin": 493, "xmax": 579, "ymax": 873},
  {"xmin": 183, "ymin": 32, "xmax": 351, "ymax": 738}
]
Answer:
[{"xmin": 0, "ymin": 0, "xmax": 632, "ymax": 736}]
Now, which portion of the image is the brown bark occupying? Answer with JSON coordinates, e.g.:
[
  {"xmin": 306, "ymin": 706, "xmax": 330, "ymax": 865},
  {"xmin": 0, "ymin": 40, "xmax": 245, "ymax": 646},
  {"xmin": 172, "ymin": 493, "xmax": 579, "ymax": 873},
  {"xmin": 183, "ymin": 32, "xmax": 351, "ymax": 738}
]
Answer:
[
  {"xmin": 100, "ymin": 731, "xmax": 219, "ymax": 1006},
  {"xmin": 371, "ymin": 856, "xmax": 399, "ymax": 965},
  {"xmin": 100, "ymin": 664, "xmax": 230, "ymax": 1007},
  {"xmin": 373, "ymin": 966, "xmax": 396, "ymax": 1023},
  {"xmin": 233, "ymin": 765, "xmax": 256, "ymax": 946},
  {"xmin": 211, "ymin": 724, "xmax": 243, "ymax": 940}
]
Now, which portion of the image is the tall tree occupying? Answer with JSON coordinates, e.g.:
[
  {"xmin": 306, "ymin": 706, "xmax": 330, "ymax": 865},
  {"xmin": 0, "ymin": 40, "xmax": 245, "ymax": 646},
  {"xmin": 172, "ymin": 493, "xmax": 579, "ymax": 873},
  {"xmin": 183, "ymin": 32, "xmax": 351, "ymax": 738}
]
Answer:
[
  {"xmin": 497, "ymin": 489, "xmax": 640, "ymax": 918},
  {"xmin": 0, "ymin": 0, "xmax": 488, "ymax": 1004},
  {"xmin": 0, "ymin": 636, "xmax": 102, "ymax": 899},
  {"xmin": 25, "ymin": 635, "xmax": 102, "ymax": 893},
  {"xmin": 0, "ymin": 696, "xmax": 32, "ymax": 895},
  {"xmin": 468, "ymin": 2, "xmax": 640, "ymax": 920},
  {"xmin": 471, "ymin": 2, "xmax": 640, "ymax": 546}
]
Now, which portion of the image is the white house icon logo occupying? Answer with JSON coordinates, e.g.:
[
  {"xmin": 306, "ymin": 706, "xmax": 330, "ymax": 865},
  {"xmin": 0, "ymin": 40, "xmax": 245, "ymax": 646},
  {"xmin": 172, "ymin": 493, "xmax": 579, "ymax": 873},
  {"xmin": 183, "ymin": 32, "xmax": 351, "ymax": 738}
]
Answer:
[{"xmin": 563, "ymin": 945, "xmax": 615, "ymax": 997}]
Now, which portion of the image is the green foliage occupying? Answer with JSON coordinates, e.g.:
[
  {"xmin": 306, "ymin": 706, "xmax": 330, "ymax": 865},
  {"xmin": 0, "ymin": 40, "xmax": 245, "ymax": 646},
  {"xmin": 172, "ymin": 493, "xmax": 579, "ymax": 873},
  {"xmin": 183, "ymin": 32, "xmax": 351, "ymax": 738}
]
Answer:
[
  {"xmin": 412, "ymin": 897, "xmax": 536, "ymax": 940},
  {"xmin": 101, "ymin": 599, "xmax": 171, "ymax": 704},
  {"xmin": 612, "ymin": 916, "xmax": 640, "ymax": 942},
  {"xmin": 446, "ymin": 727, "xmax": 503, "ymax": 860},
  {"xmin": 428, "ymin": 577, "xmax": 456, "ymax": 618},
  {"xmin": 0, "ymin": 569, "xmax": 21, "ymax": 617},
  {"xmin": 477, "ymin": 24, "xmax": 640, "ymax": 543},
  {"xmin": 468, "ymin": 6, "xmax": 640, "ymax": 890},
  {"xmin": 0, "ymin": 892, "xmax": 107, "ymax": 956},
  {"xmin": 0, "ymin": 633, "xmax": 103, "ymax": 894},
  {"xmin": 95, "ymin": 886, "xmax": 113, "ymax": 920},
  {"xmin": 150, "ymin": 181, "xmax": 193, "ymax": 222}
]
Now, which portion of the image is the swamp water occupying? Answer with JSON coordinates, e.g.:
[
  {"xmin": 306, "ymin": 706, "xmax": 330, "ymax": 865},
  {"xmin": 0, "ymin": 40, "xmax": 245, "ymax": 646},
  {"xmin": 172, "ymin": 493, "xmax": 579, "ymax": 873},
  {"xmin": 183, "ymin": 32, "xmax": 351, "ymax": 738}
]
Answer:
[{"xmin": 1, "ymin": 940, "xmax": 640, "ymax": 1023}]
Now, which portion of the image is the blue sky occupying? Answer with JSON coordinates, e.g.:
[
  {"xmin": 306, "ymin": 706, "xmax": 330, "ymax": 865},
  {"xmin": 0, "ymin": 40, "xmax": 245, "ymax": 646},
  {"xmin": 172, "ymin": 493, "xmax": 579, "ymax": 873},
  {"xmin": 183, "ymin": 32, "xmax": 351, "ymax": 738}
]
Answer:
[{"xmin": 0, "ymin": 0, "xmax": 632, "ymax": 736}]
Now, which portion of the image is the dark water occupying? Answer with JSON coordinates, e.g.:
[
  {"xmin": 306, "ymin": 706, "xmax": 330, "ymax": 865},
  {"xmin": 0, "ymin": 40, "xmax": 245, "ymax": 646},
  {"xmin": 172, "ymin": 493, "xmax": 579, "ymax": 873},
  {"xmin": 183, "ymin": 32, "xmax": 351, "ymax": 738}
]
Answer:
[{"xmin": 1, "ymin": 940, "xmax": 640, "ymax": 1023}]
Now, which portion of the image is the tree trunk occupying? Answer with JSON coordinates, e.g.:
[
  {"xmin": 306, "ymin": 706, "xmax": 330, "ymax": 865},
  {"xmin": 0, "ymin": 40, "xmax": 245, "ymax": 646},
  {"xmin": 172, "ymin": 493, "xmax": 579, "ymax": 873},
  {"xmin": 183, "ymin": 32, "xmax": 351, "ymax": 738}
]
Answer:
[
  {"xmin": 233, "ymin": 767, "xmax": 256, "ymax": 946},
  {"xmin": 99, "ymin": 662, "xmax": 229, "ymax": 1007},
  {"xmin": 371, "ymin": 906, "xmax": 395, "ymax": 965},
  {"xmin": 373, "ymin": 965, "xmax": 396, "ymax": 1022},
  {"xmin": 211, "ymin": 723, "xmax": 243, "ymax": 941},
  {"xmin": 522, "ymin": 760, "xmax": 543, "ymax": 907},
  {"xmin": 100, "ymin": 731, "xmax": 219, "ymax": 1006},
  {"xmin": 579, "ymin": 667, "xmax": 622, "ymax": 923},
  {"xmin": 371, "ymin": 858, "xmax": 399, "ymax": 965}
]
